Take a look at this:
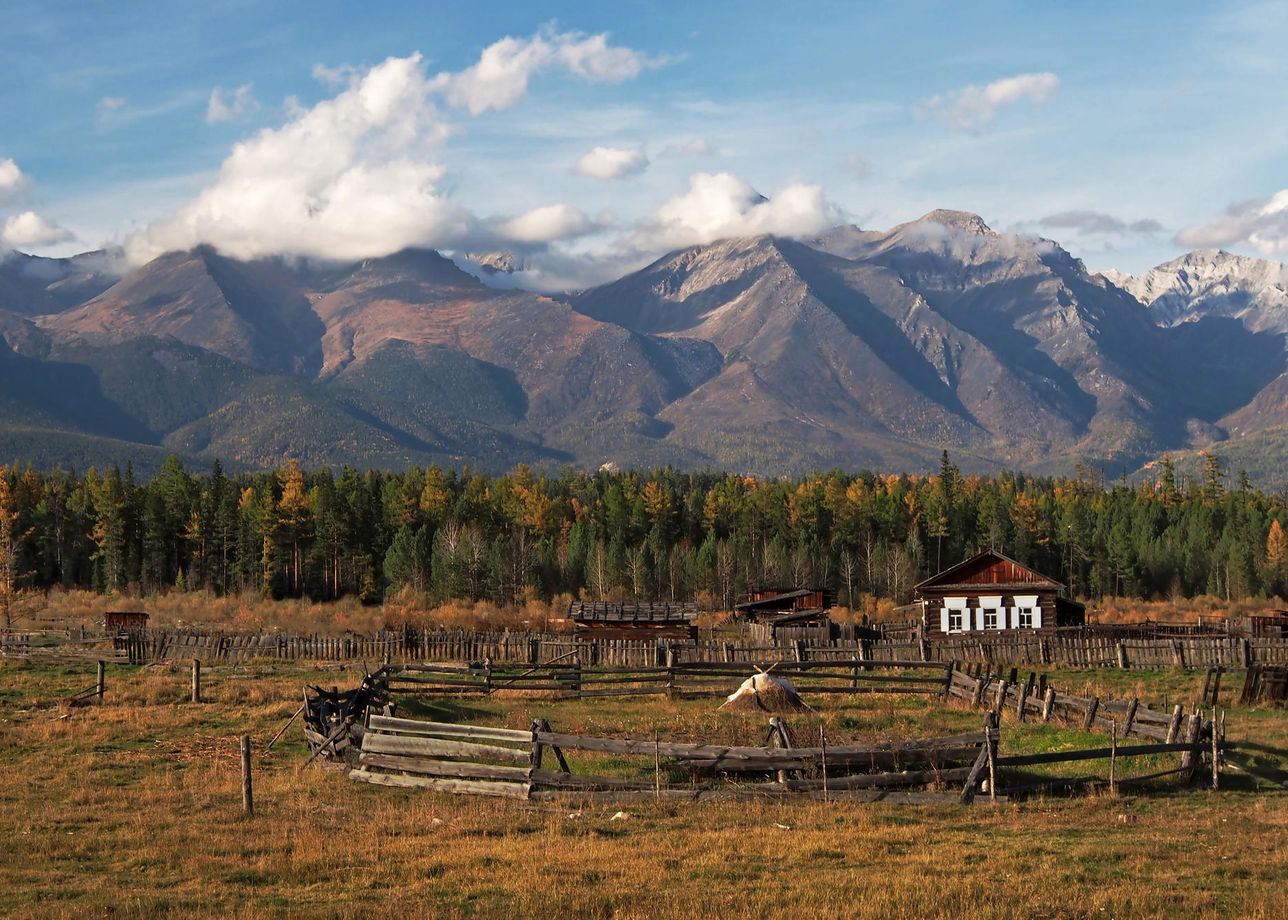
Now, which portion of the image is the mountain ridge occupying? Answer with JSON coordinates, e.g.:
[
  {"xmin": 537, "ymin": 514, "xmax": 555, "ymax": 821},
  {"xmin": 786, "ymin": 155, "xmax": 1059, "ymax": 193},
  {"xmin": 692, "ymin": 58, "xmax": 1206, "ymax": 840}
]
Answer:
[{"xmin": 6, "ymin": 218, "xmax": 1288, "ymax": 483}]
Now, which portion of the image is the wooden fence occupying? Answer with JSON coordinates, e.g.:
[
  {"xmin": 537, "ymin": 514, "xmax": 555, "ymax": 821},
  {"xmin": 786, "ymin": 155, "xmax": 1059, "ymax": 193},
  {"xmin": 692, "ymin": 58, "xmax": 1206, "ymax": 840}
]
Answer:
[
  {"xmin": 349, "ymin": 713, "xmax": 988, "ymax": 804},
  {"xmin": 347, "ymin": 704, "xmax": 1221, "ymax": 804},
  {"xmin": 377, "ymin": 658, "xmax": 954, "ymax": 701},
  {"xmin": 106, "ymin": 625, "xmax": 1288, "ymax": 671}
]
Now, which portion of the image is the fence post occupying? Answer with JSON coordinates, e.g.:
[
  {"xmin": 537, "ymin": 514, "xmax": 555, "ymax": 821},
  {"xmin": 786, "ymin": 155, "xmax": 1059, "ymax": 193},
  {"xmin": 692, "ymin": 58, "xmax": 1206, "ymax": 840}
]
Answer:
[
  {"xmin": 96, "ymin": 661, "xmax": 106, "ymax": 704},
  {"xmin": 1115, "ymin": 642, "xmax": 1129, "ymax": 669},
  {"xmin": 1123, "ymin": 698, "xmax": 1139, "ymax": 736},
  {"xmin": 1165, "ymin": 704, "xmax": 1184, "ymax": 744},
  {"xmin": 191, "ymin": 659, "xmax": 201, "ymax": 704},
  {"xmin": 1082, "ymin": 695, "xmax": 1099, "ymax": 732},
  {"xmin": 240, "ymin": 734, "xmax": 253, "ymax": 817},
  {"xmin": 1041, "ymin": 686, "xmax": 1056, "ymax": 723}
]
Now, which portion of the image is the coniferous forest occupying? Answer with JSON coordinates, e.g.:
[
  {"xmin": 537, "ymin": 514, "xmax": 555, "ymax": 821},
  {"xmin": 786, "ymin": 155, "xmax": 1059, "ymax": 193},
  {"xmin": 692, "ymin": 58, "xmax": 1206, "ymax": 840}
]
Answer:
[{"xmin": 0, "ymin": 451, "xmax": 1284, "ymax": 610}]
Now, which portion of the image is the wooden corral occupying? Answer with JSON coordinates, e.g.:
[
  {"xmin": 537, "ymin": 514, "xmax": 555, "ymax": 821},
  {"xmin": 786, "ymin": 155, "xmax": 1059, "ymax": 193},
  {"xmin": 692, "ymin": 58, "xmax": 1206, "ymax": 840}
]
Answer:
[
  {"xmin": 566, "ymin": 601, "xmax": 698, "ymax": 641},
  {"xmin": 916, "ymin": 550, "xmax": 1085, "ymax": 636}
]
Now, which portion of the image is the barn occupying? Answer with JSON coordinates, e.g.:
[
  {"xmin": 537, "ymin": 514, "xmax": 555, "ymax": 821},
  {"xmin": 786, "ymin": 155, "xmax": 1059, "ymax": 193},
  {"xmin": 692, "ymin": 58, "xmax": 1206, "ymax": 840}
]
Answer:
[{"xmin": 915, "ymin": 550, "xmax": 1084, "ymax": 635}]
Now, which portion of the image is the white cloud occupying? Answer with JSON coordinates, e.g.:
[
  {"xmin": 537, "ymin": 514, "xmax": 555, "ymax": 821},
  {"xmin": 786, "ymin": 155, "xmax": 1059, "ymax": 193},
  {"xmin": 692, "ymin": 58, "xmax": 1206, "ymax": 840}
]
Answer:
[
  {"xmin": 0, "ymin": 158, "xmax": 27, "ymax": 200},
  {"xmin": 206, "ymin": 83, "xmax": 259, "ymax": 124},
  {"xmin": 127, "ymin": 31, "xmax": 660, "ymax": 265},
  {"xmin": 574, "ymin": 145, "xmax": 648, "ymax": 179},
  {"xmin": 1176, "ymin": 191, "xmax": 1288, "ymax": 254},
  {"xmin": 97, "ymin": 95, "xmax": 126, "ymax": 113},
  {"xmin": 498, "ymin": 203, "xmax": 592, "ymax": 243},
  {"xmin": 630, "ymin": 172, "xmax": 840, "ymax": 252},
  {"xmin": 2, "ymin": 211, "xmax": 75, "ymax": 249},
  {"xmin": 916, "ymin": 72, "xmax": 1059, "ymax": 133},
  {"xmin": 840, "ymin": 153, "xmax": 871, "ymax": 180},
  {"xmin": 682, "ymin": 138, "xmax": 712, "ymax": 156},
  {"xmin": 431, "ymin": 28, "xmax": 659, "ymax": 115},
  {"xmin": 128, "ymin": 54, "xmax": 470, "ymax": 263}
]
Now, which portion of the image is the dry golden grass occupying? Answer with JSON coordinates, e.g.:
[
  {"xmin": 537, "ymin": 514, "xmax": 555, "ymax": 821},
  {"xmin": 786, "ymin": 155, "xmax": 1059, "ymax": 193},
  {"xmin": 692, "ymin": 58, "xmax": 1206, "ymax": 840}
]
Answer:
[{"xmin": 0, "ymin": 660, "xmax": 1284, "ymax": 919}]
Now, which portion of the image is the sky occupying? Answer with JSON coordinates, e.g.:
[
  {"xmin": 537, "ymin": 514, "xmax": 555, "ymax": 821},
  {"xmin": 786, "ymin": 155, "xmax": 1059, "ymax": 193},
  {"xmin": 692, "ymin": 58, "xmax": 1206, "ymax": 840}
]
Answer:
[{"xmin": 2, "ymin": 0, "xmax": 1287, "ymax": 290}]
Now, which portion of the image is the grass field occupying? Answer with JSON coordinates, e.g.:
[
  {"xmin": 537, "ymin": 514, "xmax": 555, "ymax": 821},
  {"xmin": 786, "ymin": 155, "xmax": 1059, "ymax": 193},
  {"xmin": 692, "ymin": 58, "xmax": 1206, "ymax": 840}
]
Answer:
[{"xmin": 0, "ymin": 658, "xmax": 1285, "ymax": 919}]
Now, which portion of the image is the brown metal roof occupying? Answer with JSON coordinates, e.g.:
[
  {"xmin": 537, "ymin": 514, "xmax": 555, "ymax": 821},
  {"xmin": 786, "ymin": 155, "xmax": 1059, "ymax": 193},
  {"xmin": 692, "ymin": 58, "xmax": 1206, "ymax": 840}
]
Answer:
[{"xmin": 914, "ymin": 550, "xmax": 1064, "ymax": 594}]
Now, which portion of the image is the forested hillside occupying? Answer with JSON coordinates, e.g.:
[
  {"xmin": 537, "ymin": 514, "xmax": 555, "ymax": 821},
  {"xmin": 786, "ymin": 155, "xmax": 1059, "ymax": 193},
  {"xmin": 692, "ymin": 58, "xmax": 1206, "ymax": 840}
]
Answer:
[{"xmin": 0, "ymin": 452, "xmax": 1282, "ymax": 613}]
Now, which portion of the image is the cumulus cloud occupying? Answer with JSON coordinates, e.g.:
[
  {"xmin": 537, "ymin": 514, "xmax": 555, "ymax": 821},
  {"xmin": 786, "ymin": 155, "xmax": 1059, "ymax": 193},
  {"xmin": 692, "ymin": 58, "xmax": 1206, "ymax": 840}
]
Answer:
[
  {"xmin": 206, "ymin": 83, "xmax": 259, "ymax": 124},
  {"xmin": 1036, "ymin": 210, "xmax": 1162, "ymax": 235},
  {"xmin": 2, "ymin": 211, "xmax": 74, "ymax": 249},
  {"xmin": 574, "ymin": 145, "xmax": 648, "ymax": 179},
  {"xmin": 431, "ymin": 28, "xmax": 659, "ymax": 115},
  {"xmin": 127, "ymin": 31, "xmax": 660, "ymax": 265},
  {"xmin": 630, "ymin": 172, "xmax": 840, "ymax": 252},
  {"xmin": 97, "ymin": 95, "xmax": 126, "ymax": 114},
  {"xmin": 916, "ymin": 72, "xmax": 1059, "ymax": 133},
  {"xmin": 498, "ymin": 203, "xmax": 593, "ymax": 243},
  {"xmin": 1176, "ymin": 191, "xmax": 1288, "ymax": 255},
  {"xmin": 128, "ymin": 54, "xmax": 469, "ymax": 263},
  {"xmin": 0, "ymin": 158, "xmax": 27, "ymax": 200}
]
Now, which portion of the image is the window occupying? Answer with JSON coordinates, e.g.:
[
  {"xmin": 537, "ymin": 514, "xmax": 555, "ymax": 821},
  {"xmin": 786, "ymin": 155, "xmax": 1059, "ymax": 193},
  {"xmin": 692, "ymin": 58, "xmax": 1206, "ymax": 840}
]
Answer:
[
  {"xmin": 983, "ymin": 607, "xmax": 999, "ymax": 630},
  {"xmin": 948, "ymin": 608, "xmax": 964, "ymax": 632},
  {"xmin": 1017, "ymin": 606, "xmax": 1034, "ymax": 629}
]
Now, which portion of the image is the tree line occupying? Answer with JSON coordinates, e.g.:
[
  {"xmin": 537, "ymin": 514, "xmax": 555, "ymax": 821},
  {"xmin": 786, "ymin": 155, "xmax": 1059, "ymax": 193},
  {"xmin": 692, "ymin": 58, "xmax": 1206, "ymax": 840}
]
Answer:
[{"xmin": 0, "ymin": 451, "xmax": 1284, "ymax": 612}]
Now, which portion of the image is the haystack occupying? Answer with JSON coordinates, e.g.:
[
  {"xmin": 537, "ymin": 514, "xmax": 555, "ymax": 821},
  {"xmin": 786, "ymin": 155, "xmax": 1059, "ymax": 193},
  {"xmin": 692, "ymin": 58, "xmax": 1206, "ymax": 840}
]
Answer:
[{"xmin": 719, "ymin": 672, "xmax": 812, "ymax": 712}]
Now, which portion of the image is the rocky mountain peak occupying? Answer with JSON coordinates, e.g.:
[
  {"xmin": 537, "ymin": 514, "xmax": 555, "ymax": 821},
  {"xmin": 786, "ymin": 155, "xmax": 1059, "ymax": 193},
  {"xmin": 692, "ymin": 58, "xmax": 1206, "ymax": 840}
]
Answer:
[{"xmin": 915, "ymin": 209, "xmax": 993, "ymax": 235}]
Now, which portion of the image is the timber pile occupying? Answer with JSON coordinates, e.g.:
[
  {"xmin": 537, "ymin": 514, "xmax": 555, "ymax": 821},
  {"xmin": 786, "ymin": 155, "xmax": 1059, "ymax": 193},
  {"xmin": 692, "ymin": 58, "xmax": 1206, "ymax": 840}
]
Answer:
[{"xmin": 302, "ymin": 671, "xmax": 390, "ymax": 766}]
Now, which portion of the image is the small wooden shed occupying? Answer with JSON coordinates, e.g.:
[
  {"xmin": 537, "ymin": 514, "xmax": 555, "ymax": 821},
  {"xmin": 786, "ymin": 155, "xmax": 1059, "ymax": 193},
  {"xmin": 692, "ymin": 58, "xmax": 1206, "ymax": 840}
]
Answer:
[
  {"xmin": 105, "ymin": 611, "xmax": 150, "ymax": 634},
  {"xmin": 734, "ymin": 587, "xmax": 836, "ymax": 624},
  {"xmin": 566, "ymin": 601, "xmax": 698, "ymax": 641},
  {"xmin": 915, "ymin": 550, "xmax": 1084, "ymax": 635}
]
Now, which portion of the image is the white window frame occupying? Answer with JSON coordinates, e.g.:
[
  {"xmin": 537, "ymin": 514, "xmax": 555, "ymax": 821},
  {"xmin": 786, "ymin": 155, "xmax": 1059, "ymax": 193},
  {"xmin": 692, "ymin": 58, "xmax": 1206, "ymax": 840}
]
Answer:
[
  {"xmin": 980, "ymin": 596, "xmax": 1004, "ymax": 631},
  {"xmin": 942, "ymin": 596, "xmax": 969, "ymax": 633},
  {"xmin": 1015, "ymin": 595, "xmax": 1040, "ymax": 629}
]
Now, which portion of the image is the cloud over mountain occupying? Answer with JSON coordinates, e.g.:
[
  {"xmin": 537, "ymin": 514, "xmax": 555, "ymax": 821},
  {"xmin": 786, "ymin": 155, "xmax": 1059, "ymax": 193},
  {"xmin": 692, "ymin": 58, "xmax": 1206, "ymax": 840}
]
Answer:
[
  {"xmin": 1178, "ymin": 191, "xmax": 1288, "ymax": 255},
  {"xmin": 2, "ymin": 210, "xmax": 74, "ymax": 248},
  {"xmin": 629, "ymin": 172, "xmax": 839, "ymax": 252}
]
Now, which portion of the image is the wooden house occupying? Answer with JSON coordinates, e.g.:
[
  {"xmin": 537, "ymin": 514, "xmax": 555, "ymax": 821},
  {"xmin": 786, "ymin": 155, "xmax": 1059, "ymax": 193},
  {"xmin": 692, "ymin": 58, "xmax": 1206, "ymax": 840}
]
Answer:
[
  {"xmin": 914, "ymin": 551, "xmax": 1084, "ymax": 636},
  {"xmin": 566, "ymin": 601, "xmax": 698, "ymax": 641},
  {"xmin": 104, "ymin": 611, "xmax": 149, "ymax": 634}
]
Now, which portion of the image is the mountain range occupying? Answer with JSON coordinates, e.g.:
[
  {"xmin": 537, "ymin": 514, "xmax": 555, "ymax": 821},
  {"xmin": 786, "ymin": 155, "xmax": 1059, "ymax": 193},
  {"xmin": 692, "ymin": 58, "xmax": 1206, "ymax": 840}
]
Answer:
[{"xmin": 3, "ymin": 212, "xmax": 1288, "ymax": 485}]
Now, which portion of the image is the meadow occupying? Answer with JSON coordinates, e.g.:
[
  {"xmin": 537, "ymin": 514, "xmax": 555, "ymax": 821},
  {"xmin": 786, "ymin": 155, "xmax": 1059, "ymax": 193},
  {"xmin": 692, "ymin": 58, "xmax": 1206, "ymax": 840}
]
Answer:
[{"xmin": 0, "ymin": 655, "xmax": 1285, "ymax": 920}]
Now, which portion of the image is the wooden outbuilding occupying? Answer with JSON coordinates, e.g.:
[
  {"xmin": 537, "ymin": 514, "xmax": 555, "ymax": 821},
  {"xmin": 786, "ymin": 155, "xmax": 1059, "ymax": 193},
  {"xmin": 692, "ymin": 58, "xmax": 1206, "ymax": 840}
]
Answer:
[
  {"xmin": 734, "ymin": 587, "xmax": 836, "ymax": 624},
  {"xmin": 104, "ymin": 611, "xmax": 149, "ymax": 634},
  {"xmin": 567, "ymin": 601, "xmax": 698, "ymax": 641},
  {"xmin": 915, "ymin": 550, "xmax": 1084, "ymax": 636}
]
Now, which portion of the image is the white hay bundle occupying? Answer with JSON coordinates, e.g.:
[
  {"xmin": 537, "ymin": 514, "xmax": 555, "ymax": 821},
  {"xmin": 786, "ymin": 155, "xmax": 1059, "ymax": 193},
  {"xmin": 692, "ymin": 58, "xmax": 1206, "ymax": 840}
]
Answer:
[{"xmin": 719, "ymin": 672, "xmax": 812, "ymax": 713}]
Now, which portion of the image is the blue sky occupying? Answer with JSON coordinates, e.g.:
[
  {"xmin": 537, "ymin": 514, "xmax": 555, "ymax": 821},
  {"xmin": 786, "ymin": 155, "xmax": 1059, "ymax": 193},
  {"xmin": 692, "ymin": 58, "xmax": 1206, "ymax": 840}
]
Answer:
[{"xmin": 2, "ymin": 0, "xmax": 1287, "ymax": 288}]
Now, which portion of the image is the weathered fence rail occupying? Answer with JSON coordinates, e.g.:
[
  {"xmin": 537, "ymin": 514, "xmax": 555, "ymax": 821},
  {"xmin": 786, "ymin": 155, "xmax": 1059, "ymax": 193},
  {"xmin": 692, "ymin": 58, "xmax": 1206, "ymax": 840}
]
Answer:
[
  {"xmin": 105, "ymin": 626, "xmax": 1288, "ymax": 670},
  {"xmin": 346, "ymin": 705, "xmax": 1222, "ymax": 804},
  {"xmin": 377, "ymin": 658, "xmax": 952, "ymax": 701}
]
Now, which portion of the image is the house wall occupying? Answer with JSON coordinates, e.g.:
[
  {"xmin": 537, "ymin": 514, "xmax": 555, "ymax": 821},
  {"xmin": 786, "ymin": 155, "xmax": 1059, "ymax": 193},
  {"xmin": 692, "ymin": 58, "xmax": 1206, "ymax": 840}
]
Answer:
[{"xmin": 922, "ymin": 588, "xmax": 1061, "ymax": 634}]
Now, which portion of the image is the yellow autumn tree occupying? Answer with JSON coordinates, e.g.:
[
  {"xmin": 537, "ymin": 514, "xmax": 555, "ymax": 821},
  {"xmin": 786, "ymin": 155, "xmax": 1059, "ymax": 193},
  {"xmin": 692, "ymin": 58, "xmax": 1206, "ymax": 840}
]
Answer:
[{"xmin": 1266, "ymin": 520, "xmax": 1287, "ymax": 598}]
